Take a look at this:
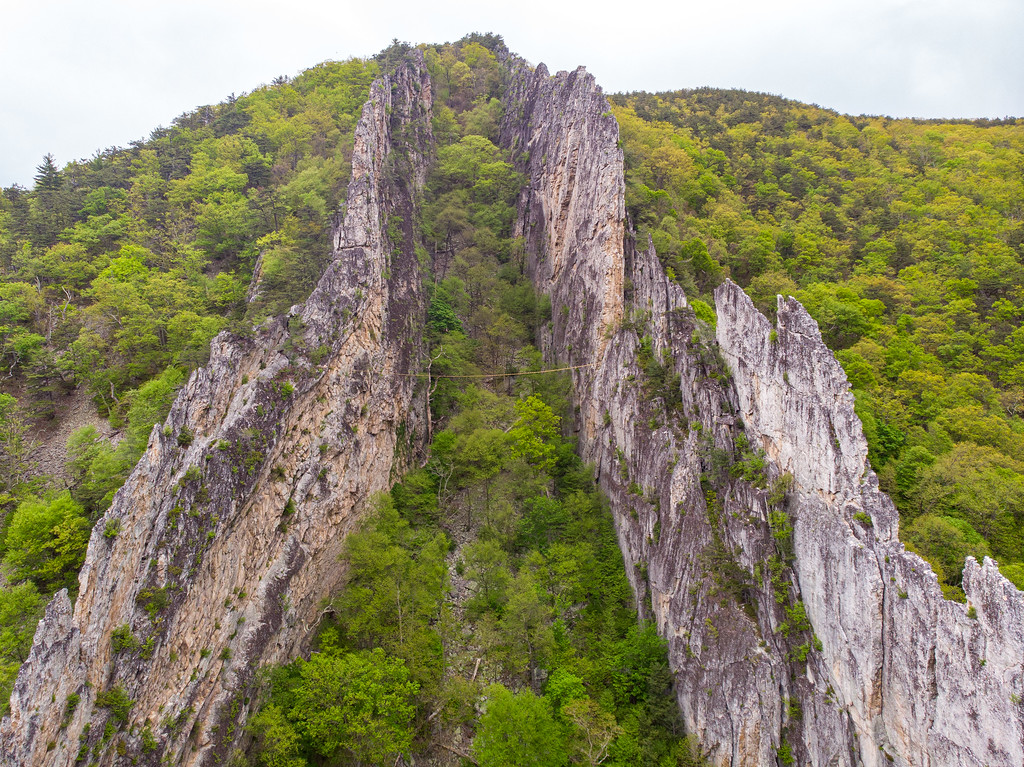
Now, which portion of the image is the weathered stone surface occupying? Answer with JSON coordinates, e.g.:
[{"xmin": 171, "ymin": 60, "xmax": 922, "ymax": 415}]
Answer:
[
  {"xmin": 502, "ymin": 58, "xmax": 1024, "ymax": 767},
  {"xmin": 500, "ymin": 60, "xmax": 626, "ymax": 384},
  {"xmin": 7, "ymin": 47, "xmax": 1023, "ymax": 767},
  {"xmin": 1, "ymin": 54, "xmax": 433, "ymax": 767},
  {"xmin": 718, "ymin": 282, "xmax": 1024, "ymax": 767},
  {"xmin": 503, "ymin": 61, "xmax": 805, "ymax": 763}
]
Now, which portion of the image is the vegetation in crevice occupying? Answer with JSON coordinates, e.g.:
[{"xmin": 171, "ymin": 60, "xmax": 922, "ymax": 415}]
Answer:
[
  {"xmin": 691, "ymin": 398, "xmax": 820, "ymax": 688},
  {"xmin": 244, "ymin": 37, "xmax": 705, "ymax": 767}
]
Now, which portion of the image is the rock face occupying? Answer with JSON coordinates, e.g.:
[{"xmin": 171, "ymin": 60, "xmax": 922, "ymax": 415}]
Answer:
[
  {"xmin": 501, "ymin": 60, "xmax": 1024, "ymax": 767},
  {"xmin": 1, "ymin": 54, "xmax": 433, "ymax": 767},
  {"xmin": 717, "ymin": 284, "xmax": 1024, "ymax": 767},
  {"xmin": 7, "ymin": 47, "xmax": 1024, "ymax": 767}
]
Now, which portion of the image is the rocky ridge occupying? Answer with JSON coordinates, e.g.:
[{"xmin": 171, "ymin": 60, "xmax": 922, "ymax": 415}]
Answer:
[
  {"xmin": 5, "ymin": 46, "xmax": 1024, "ymax": 767},
  {"xmin": 1, "ymin": 54, "xmax": 433, "ymax": 767},
  {"xmin": 500, "ymin": 59, "xmax": 1024, "ymax": 766},
  {"xmin": 717, "ymin": 284, "xmax": 1024, "ymax": 766}
]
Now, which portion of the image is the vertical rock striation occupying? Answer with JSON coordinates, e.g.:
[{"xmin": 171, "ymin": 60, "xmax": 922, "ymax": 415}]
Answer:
[
  {"xmin": 716, "ymin": 283, "xmax": 1024, "ymax": 767},
  {"xmin": 6, "ymin": 44, "xmax": 1023, "ymax": 767},
  {"xmin": 1, "ymin": 54, "xmax": 433, "ymax": 767},
  {"xmin": 501, "ymin": 58, "xmax": 1024, "ymax": 767}
]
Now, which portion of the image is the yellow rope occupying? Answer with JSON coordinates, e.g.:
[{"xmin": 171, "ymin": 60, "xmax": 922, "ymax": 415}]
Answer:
[{"xmin": 401, "ymin": 362, "xmax": 597, "ymax": 379}]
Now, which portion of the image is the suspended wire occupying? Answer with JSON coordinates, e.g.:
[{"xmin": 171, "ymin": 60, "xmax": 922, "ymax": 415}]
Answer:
[{"xmin": 400, "ymin": 362, "xmax": 598, "ymax": 379}]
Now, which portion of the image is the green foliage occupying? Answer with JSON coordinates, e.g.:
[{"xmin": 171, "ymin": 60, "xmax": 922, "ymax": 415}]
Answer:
[
  {"xmin": 140, "ymin": 723, "xmax": 157, "ymax": 753},
  {"xmin": 249, "ymin": 704, "xmax": 305, "ymax": 767},
  {"xmin": 507, "ymin": 395, "xmax": 561, "ymax": 473},
  {"xmin": 703, "ymin": 534, "xmax": 756, "ymax": 617},
  {"xmin": 2, "ymin": 492, "xmax": 89, "ymax": 593},
  {"xmin": 543, "ymin": 668, "xmax": 587, "ymax": 712},
  {"xmin": 0, "ymin": 393, "xmax": 39, "ymax": 503},
  {"xmin": 562, "ymin": 696, "xmax": 623, "ymax": 766},
  {"xmin": 463, "ymin": 537, "xmax": 512, "ymax": 614},
  {"xmin": 95, "ymin": 684, "xmax": 134, "ymax": 724},
  {"xmin": 853, "ymin": 511, "xmax": 873, "ymax": 527},
  {"xmin": 779, "ymin": 600, "xmax": 811, "ymax": 638},
  {"xmin": 136, "ymin": 585, "xmax": 170, "ymax": 621},
  {"xmin": 905, "ymin": 514, "xmax": 991, "ymax": 586},
  {"xmin": 110, "ymin": 624, "xmax": 139, "ymax": 654},
  {"xmin": 0, "ymin": 583, "xmax": 44, "ymax": 716},
  {"xmin": 606, "ymin": 623, "xmax": 670, "ymax": 705},
  {"xmin": 636, "ymin": 336, "xmax": 683, "ymax": 413},
  {"xmin": 61, "ymin": 693, "xmax": 80, "ymax": 728},
  {"xmin": 729, "ymin": 434, "xmax": 768, "ymax": 487},
  {"xmin": 328, "ymin": 495, "xmax": 448, "ymax": 692},
  {"xmin": 423, "ymin": 134, "xmax": 523, "ymax": 256},
  {"xmin": 690, "ymin": 299, "xmax": 716, "ymax": 328},
  {"xmin": 777, "ymin": 740, "xmax": 795, "ymax": 765},
  {"xmin": 65, "ymin": 426, "xmax": 127, "ymax": 515},
  {"xmin": 176, "ymin": 425, "xmax": 194, "ymax": 448},
  {"xmin": 424, "ymin": 39, "xmax": 505, "ymax": 134},
  {"xmin": 64, "ymin": 366, "xmax": 184, "ymax": 520},
  {"xmin": 767, "ymin": 473, "xmax": 792, "ymax": 507},
  {"xmin": 769, "ymin": 508, "xmax": 794, "ymax": 562},
  {"xmin": 485, "ymin": 569, "xmax": 556, "ymax": 674},
  {"xmin": 252, "ymin": 649, "xmax": 418, "ymax": 766},
  {"xmin": 473, "ymin": 683, "xmax": 567, "ymax": 767},
  {"xmin": 390, "ymin": 468, "xmax": 439, "ymax": 525},
  {"xmin": 786, "ymin": 697, "xmax": 802, "ymax": 721},
  {"xmin": 914, "ymin": 444, "xmax": 1024, "ymax": 562},
  {"xmin": 418, "ymin": 122, "xmax": 528, "ymax": 423}
]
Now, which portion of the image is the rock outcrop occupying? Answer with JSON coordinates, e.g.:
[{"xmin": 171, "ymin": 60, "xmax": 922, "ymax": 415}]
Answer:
[
  {"xmin": 1, "ymin": 54, "xmax": 433, "ymax": 767},
  {"xmin": 717, "ymin": 284, "xmax": 1024, "ymax": 767},
  {"xmin": 7, "ymin": 45, "xmax": 1024, "ymax": 767},
  {"xmin": 501, "ymin": 59, "xmax": 1024, "ymax": 767}
]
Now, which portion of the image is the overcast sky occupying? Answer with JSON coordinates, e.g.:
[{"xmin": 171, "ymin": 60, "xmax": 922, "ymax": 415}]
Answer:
[{"xmin": 1, "ymin": 0, "xmax": 1020, "ymax": 188}]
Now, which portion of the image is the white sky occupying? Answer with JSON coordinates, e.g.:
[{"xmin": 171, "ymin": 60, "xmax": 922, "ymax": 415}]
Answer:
[{"xmin": 1, "ymin": 0, "xmax": 1021, "ymax": 187}]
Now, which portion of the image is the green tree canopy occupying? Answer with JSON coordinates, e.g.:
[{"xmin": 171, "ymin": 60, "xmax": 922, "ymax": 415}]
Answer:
[
  {"xmin": 473, "ymin": 683, "xmax": 568, "ymax": 767},
  {"xmin": 3, "ymin": 492, "xmax": 89, "ymax": 592},
  {"xmin": 289, "ymin": 649, "xmax": 418, "ymax": 764}
]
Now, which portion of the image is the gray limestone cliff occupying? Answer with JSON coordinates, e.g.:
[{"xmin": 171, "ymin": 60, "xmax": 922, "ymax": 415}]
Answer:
[
  {"xmin": 500, "ymin": 61, "xmax": 1024, "ymax": 766},
  {"xmin": 6, "ymin": 49, "xmax": 1024, "ymax": 767},
  {"xmin": 1, "ymin": 54, "xmax": 433, "ymax": 767}
]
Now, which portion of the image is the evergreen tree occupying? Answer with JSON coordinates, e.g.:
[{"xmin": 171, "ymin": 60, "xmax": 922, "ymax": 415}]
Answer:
[{"xmin": 33, "ymin": 154, "xmax": 61, "ymax": 192}]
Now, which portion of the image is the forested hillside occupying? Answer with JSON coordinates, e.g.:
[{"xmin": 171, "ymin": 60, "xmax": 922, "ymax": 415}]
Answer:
[
  {"xmin": 1, "ymin": 33, "xmax": 1023, "ymax": 767},
  {"xmin": 610, "ymin": 90, "xmax": 1024, "ymax": 599},
  {"xmin": 244, "ymin": 39, "xmax": 700, "ymax": 766}
]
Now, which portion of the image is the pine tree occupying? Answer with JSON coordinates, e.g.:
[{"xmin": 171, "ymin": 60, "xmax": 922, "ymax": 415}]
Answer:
[{"xmin": 33, "ymin": 154, "xmax": 61, "ymax": 192}]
